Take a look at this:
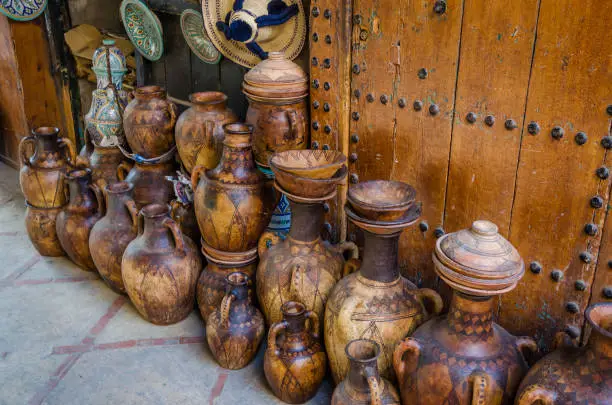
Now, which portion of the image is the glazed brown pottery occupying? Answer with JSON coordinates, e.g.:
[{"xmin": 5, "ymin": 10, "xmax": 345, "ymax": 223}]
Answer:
[
  {"xmin": 117, "ymin": 160, "xmax": 176, "ymax": 209},
  {"xmin": 86, "ymin": 145, "xmax": 129, "ymax": 187},
  {"xmin": 25, "ymin": 203, "xmax": 64, "ymax": 257},
  {"xmin": 264, "ymin": 301, "xmax": 326, "ymax": 404},
  {"xmin": 122, "ymin": 204, "xmax": 202, "ymax": 325},
  {"xmin": 175, "ymin": 92, "xmax": 238, "ymax": 174},
  {"xmin": 347, "ymin": 180, "xmax": 416, "ymax": 222},
  {"xmin": 393, "ymin": 220, "xmax": 537, "ymax": 405},
  {"xmin": 206, "ymin": 272, "xmax": 264, "ymax": 370},
  {"xmin": 331, "ymin": 339, "xmax": 401, "ymax": 405},
  {"xmin": 170, "ymin": 200, "xmax": 200, "ymax": 247},
  {"xmin": 123, "ymin": 86, "xmax": 178, "ymax": 158},
  {"xmin": 89, "ymin": 182, "xmax": 138, "ymax": 294},
  {"xmin": 515, "ymin": 302, "xmax": 611, "ymax": 405},
  {"xmin": 56, "ymin": 168, "xmax": 104, "ymax": 271},
  {"xmin": 243, "ymin": 52, "xmax": 308, "ymax": 168},
  {"xmin": 192, "ymin": 123, "xmax": 274, "ymax": 253},
  {"xmin": 19, "ymin": 126, "xmax": 76, "ymax": 208},
  {"xmin": 270, "ymin": 150, "xmax": 346, "ymax": 179},
  {"xmin": 325, "ymin": 183, "xmax": 443, "ymax": 384},
  {"xmin": 271, "ymin": 161, "xmax": 348, "ymax": 199}
]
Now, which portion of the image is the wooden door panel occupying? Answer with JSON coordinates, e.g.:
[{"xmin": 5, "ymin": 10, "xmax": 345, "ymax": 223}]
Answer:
[{"xmin": 500, "ymin": 0, "xmax": 612, "ymax": 350}]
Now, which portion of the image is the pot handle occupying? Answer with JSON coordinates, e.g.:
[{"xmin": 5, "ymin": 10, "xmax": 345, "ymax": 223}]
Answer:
[
  {"xmin": 191, "ymin": 165, "xmax": 206, "ymax": 191},
  {"xmin": 219, "ymin": 293, "xmax": 235, "ymax": 327},
  {"xmin": 305, "ymin": 310, "xmax": 320, "ymax": 339},
  {"xmin": 163, "ymin": 217, "xmax": 185, "ymax": 256},
  {"xmin": 116, "ymin": 161, "xmax": 131, "ymax": 181},
  {"xmin": 18, "ymin": 136, "xmax": 36, "ymax": 166},
  {"xmin": 393, "ymin": 338, "xmax": 421, "ymax": 382},
  {"xmin": 364, "ymin": 366, "xmax": 382, "ymax": 405},
  {"xmin": 285, "ymin": 109, "xmax": 299, "ymax": 141},
  {"xmin": 469, "ymin": 372, "xmax": 491, "ymax": 405},
  {"xmin": 58, "ymin": 137, "xmax": 77, "ymax": 167},
  {"xmin": 515, "ymin": 336, "xmax": 538, "ymax": 366},
  {"xmin": 137, "ymin": 210, "xmax": 144, "ymax": 235},
  {"xmin": 267, "ymin": 320, "xmax": 287, "ymax": 357},
  {"xmin": 124, "ymin": 199, "xmax": 139, "ymax": 233},
  {"xmin": 329, "ymin": 241, "xmax": 360, "ymax": 277},
  {"xmin": 204, "ymin": 120, "xmax": 215, "ymax": 148},
  {"xmin": 89, "ymin": 183, "xmax": 106, "ymax": 216},
  {"xmin": 415, "ymin": 288, "xmax": 444, "ymax": 318},
  {"xmin": 515, "ymin": 386, "xmax": 557, "ymax": 405}
]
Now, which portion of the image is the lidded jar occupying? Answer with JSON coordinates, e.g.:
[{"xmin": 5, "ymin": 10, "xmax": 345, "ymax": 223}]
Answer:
[
  {"xmin": 92, "ymin": 39, "xmax": 127, "ymax": 90},
  {"xmin": 393, "ymin": 220, "xmax": 537, "ymax": 405}
]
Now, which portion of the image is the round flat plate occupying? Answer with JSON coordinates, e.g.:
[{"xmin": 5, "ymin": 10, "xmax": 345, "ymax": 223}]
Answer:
[
  {"xmin": 180, "ymin": 9, "xmax": 221, "ymax": 64},
  {"xmin": 120, "ymin": 0, "xmax": 163, "ymax": 61},
  {"xmin": 0, "ymin": 0, "xmax": 47, "ymax": 21}
]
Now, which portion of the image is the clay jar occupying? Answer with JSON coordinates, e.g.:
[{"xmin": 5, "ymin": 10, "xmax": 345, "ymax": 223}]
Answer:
[
  {"xmin": 123, "ymin": 86, "xmax": 178, "ymax": 158},
  {"xmin": 56, "ymin": 168, "xmax": 104, "ymax": 271},
  {"xmin": 515, "ymin": 302, "xmax": 611, "ymax": 405},
  {"xmin": 89, "ymin": 182, "xmax": 138, "ymax": 294},
  {"xmin": 264, "ymin": 301, "xmax": 326, "ymax": 404},
  {"xmin": 206, "ymin": 272, "xmax": 264, "ymax": 369},
  {"xmin": 117, "ymin": 160, "xmax": 176, "ymax": 209},
  {"xmin": 331, "ymin": 339, "xmax": 400, "ymax": 405},
  {"xmin": 243, "ymin": 52, "xmax": 308, "ymax": 168},
  {"xmin": 393, "ymin": 220, "xmax": 537, "ymax": 405},
  {"xmin": 86, "ymin": 145, "xmax": 128, "ymax": 187},
  {"xmin": 175, "ymin": 92, "xmax": 238, "ymax": 174},
  {"xmin": 192, "ymin": 123, "xmax": 273, "ymax": 253},
  {"xmin": 25, "ymin": 204, "xmax": 64, "ymax": 257},
  {"xmin": 19, "ymin": 126, "xmax": 76, "ymax": 208},
  {"xmin": 122, "ymin": 204, "xmax": 201, "ymax": 325}
]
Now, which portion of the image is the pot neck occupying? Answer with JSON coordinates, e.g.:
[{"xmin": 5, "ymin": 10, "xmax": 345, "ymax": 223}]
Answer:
[
  {"xmin": 226, "ymin": 282, "xmax": 253, "ymax": 323},
  {"xmin": 141, "ymin": 214, "xmax": 173, "ymax": 250},
  {"xmin": 134, "ymin": 86, "xmax": 165, "ymax": 101},
  {"xmin": 192, "ymin": 99, "xmax": 227, "ymax": 112},
  {"xmin": 346, "ymin": 356, "xmax": 380, "ymax": 393},
  {"xmin": 359, "ymin": 231, "xmax": 400, "ymax": 282},
  {"xmin": 446, "ymin": 292, "xmax": 495, "ymax": 339},
  {"xmin": 67, "ymin": 175, "xmax": 97, "ymax": 212},
  {"xmin": 105, "ymin": 189, "xmax": 132, "ymax": 220},
  {"xmin": 207, "ymin": 134, "xmax": 261, "ymax": 184},
  {"xmin": 288, "ymin": 201, "xmax": 324, "ymax": 242}
]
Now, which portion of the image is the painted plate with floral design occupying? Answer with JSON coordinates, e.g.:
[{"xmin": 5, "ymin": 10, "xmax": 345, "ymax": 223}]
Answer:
[
  {"xmin": 0, "ymin": 0, "xmax": 47, "ymax": 21},
  {"xmin": 180, "ymin": 9, "xmax": 221, "ymax": 64},
  {"xmin": 119, "ymin": 0, "xmax": 163, "ymax": 61}
]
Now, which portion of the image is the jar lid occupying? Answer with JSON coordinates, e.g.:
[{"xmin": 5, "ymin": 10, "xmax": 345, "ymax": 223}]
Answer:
[
  {"xmin": 92, "ymin": 39, "xmax": 128, "ymax": 75},
  {"xmin": 433, "ymin": 220, "xmax": 524, "ymax": 296},
  {"xmin": 242, "ymin": 52, "xmax": 308, "ymax": 99}
]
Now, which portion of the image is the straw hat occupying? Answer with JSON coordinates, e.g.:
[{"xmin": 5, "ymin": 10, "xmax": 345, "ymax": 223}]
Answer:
[{"xmin": 202, "ymin": 0, "xmax": 306, "ymax": 68}]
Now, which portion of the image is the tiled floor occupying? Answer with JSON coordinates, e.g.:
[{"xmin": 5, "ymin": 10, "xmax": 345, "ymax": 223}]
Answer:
[{"xmin": 0, "ymin": 162, "xmax": 332, "ymax": 405}]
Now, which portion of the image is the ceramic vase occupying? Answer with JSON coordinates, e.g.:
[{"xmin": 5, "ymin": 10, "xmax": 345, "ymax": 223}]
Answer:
[
  {"xmin": 89, "ymin": 182, "xmax": 138, "ymax": 294},
  {"xmin": 123, "ymin": 86, "xmax": 178, "ymax": 159},
  {"xmin": 331, "ymin": 339, "xmax": 400, "ymax": 405},
  {"xmin": 85, "ymin": 88, "xmax": 126, "ymax": 148},
  {"xmin": 515, "ymin": 302, "xmax": 611, "ymax": 405},
  {"xmin": 25, "ymin": 204, "xmax": 64, "ymax": 257},
  {"xmin": 91, "ymin": 39, "xmax": 127, "ymax": 90},
  {"xmin": 175, "ymin": 92, "xmax": 238, "ymax": 174},
  {"xmin": 19, "ymin": 127, "xmax": 76, "ymax": 208},
  {"xmin": 117, "ymin": 160, "xmax": 176, "ymax": 209},
  {"xmin": 192, "ymin": 123, "xmax": 274, "ymax": 253},
  {"xmin": 206, "ymin": 272, "xmax": 264, "ymax": 369},
  {"xmin": 122, "ymin": 204, "xmax": 202, "ymax": 325},
  {"xmin": 264, "ymin": 301, "xmax": 326, "ymax": 404},
  {"xmin": 56, "ymin": 168, "xmax": 104, "ymax": 271}
]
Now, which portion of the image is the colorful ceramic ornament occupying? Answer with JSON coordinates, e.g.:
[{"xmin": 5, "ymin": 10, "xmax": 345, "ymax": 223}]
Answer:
[
  {"xmin": 85, "ymin": 88, "xmax": 126, "ymax": 148},
  {"xmin": 91, "ymin": 39, "xmax": 128, "ymax": 90},
  {"xmin": 0, "ymin": 0, "xmax": 47, "ymax": 22},
  {"xmin": 120, "ymin": 0, "xmax": 164, "ymax": 61},
  {"xmin": 180, "ymin": 9, "xmax": 221, "ymax": 64}
]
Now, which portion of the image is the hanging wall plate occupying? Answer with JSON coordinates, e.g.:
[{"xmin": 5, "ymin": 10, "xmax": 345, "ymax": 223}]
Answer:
[
  {"xmin": 0, "ymin": 0, "xmax": 47, "ymax": 21},
  {"xmin": 180, "ymin": 9, "xmax": 221, "ymax": 64},
  {"xmin": 119, "ymin": 0, "xmax": 163, "ymax": 61}
]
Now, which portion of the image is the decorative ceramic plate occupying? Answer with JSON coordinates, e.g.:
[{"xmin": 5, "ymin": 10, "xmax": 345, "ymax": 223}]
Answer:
[
  {"xmin": 0, "ymin": 0, "xmax": 47, "ymax": 21},
  {"xmin": 180, "ymin": 9, "xmax": 221, "ymax": 64},
  {"xmin": 119, "ymin": 0, "xmax": 163, "ymax": 61}
]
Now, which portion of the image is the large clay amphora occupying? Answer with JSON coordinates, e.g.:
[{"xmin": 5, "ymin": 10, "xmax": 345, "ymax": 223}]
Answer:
[
  {"xmin": 56, "ymin": 168, "xmax": 104, "ymax": 271},
  {"xmin": 19, "ymin": 126, "xmax": 76, "ymax": 208},
  {"xmin": 175, "ymin": 92, "xmax": 237, "ymax": 174},
  {"xmin": 122, "ymin": 204, "xmax": 201, "ymax": 325},
  {"xmin": 89, "ymin": 182, "xmax": 138, "ymax": 294}
]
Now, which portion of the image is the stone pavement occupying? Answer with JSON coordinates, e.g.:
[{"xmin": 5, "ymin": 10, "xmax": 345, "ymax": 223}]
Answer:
[{"xmin": 0, "ymin": 162, "xmax": 332, "ymax": 405}]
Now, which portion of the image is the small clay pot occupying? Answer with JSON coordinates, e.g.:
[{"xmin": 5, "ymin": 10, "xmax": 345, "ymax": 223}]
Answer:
[
  {"xmin": 56, "ymin": 168, "xmax": 104, "ymax": 271},
  {"xmin": 25, "ymin": 204, "xmax": 64, "ymax": 257},
  {"xmin": 122, "ymin": 204, "xmax": 202, "ymax": 325},
  {"xmin": 206, "ymin": 272, "xmax": 264, "ymax": 369},
  {"xmin": 264, "ymin": 301, "xmax": 326, "ymax": 404},
  {"xmin": 117, "ymin": 160, "xmax": 176, "ymax": 209}
]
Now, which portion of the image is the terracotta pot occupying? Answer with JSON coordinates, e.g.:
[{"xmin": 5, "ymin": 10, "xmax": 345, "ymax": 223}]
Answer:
[
  {"xmin": 206, "ymin": 272, "xmax": 264, "ymax": 369},
  {"xmin": 122, "ymin": 204, "xmax": 202, "ymax": 325},
  {"xmin": 325, "ymin": 204, "xmax": 442, "ymax": 383},
  {"xmin": 175, "ymin": 92, "xmax": 238, "ymax": 174},
  {"xmin": 264, "ymin": 301, "xmax": 326, "ymax": 404},
  {"xmin": 89, "ymin": 182, "xmax": 138, "ymax": 294},
  {"xmin": 86, "ymin": 145, "xmax": 129, "ymax": 187},
  {"xmin": 393, "ymin": 220, "xmax": 537, "ymax": 405},
  {"xmin": 25, "ymin": 204, "xmax": 64, "ymax": 257},
  {"xmin": 117, "ymin": 160, "xmax": 176, "ymax": 209},
  {"xmin": 257, "ymin": 200, "xmax": 359, "ymax": 330},
  {"xmin": 56, "ymin": 168, "xmax": 104, "ymax": 271},
  {"xmin": 192, "ymin": 123, "xmax": 274, "ymax": 253},
  {"xmin": 331, "ymin": 339, "xmax": 400, "ymax": 405},
  {"xmin": 170, "ymin": 200, "xmax": 200, "ymax": 247},
  {"xmin": 515, "ymin": 302, "xmax": 611, "ymax": 405},
  {"xmin": 19, "ymin": 127, "xmax": 76, "ymax": 208},
  {"xmin": 123, "ymin": 86, "xmax": 178, "ymax": 158}
]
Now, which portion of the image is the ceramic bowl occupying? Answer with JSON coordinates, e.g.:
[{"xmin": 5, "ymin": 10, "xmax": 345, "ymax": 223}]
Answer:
[
  {"xmin": 347, "ymin": 180, "xmax": 416, "ymax": 221},
  {"xmin": 271, "ymin": 160, "xmax": 347, "ymax": 199},
  {"xmin": 270, "ymin": 150, "xmax": 347, "ymax": 179},
  {"xmin": 0, "ymin": 0, "xmax": 47, "ymax": 22},
  {"xmin": 345, "ymin": 203, "xmax": 421, "ymax": 236},
  {"xmin": 180, "ymin": 9, "xmax": 221, "ymax": 64},
  {"xmin": 120, "ymin": 0, "xmax": 164, "ymax": 61}
]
